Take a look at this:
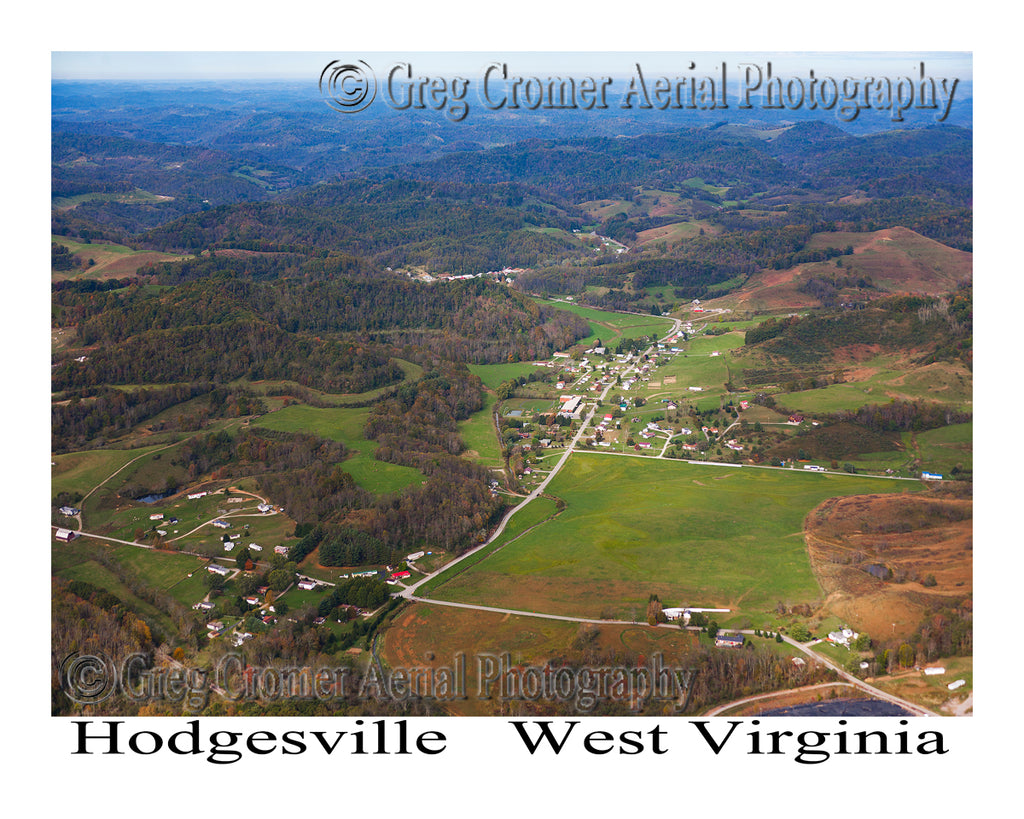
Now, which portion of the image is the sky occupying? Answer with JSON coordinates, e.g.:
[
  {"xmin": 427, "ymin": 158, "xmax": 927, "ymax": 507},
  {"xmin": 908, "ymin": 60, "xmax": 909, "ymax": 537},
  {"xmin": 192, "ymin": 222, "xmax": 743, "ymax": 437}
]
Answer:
[{"xmin": 52, "ymin": 50, "xmax": 972, "ymax": 82}]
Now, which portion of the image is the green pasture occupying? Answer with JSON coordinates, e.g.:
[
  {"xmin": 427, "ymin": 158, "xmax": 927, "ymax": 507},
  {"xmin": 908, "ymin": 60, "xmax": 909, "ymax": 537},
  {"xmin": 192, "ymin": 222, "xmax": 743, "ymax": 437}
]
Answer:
[
  {"xmin": 776, "ymin": 365, "xmax": 971, "ymax": 415},
  {"xmin": 457, "ymin": 392, "xmax": 504, "ymax": 469},
  {"xmin": 469, "ymin": 361, "xmax": 548, "ymax": 390},
  {"xmin": 254, "ymin": 404, "xmax": 424, "ymax": 494},
  {"xmin": 538, "ymin": 299, "xmax": 675, "ymax": 344},
  {"xmin": 52, "ymin": 190, "xmax": 170, "ymax": 209},
  {"xmin": 433, "ymin": 454, "xmax": 921, "ymax": 620},
  {"xmin": 239, "ymin": 358, "xmax": 423, "ymax": 406},
  {"xmin": 50, "ymin": 234, "xmax": 185, "ymax": 280},
  {"xmin": 51, "ymin": 445, "xmax": 167, "ymax": 499},
  {"xmin": 905, "ymin": 422, "xmax": 973, "ymax": 474},
  {"xmin": 418, "ymin": 496, "xmax": 559, "ymax": 596}
]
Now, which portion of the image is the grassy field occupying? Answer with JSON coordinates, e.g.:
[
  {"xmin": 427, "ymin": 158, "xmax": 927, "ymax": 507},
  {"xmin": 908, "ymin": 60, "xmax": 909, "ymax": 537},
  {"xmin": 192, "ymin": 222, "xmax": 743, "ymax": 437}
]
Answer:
[
  {"xmin": 52, "ymin": 445, "xmax": 169, "ymax": 499},
  {"xmin": 536, "ymin": 299, "xmax": 675, "ymax": 346},
  {"xmin": 238, "ymin": 358, "xmax": 424, "ymax": 406},
  {"xmin": 379, "ymin": 601, "xmax": 701, "ymax": 714},
  {"xmin": 457, "ymin": 392, "xmax": 504, "ymax": 470},
  {"xmin": 868, "ymin": 655, "xmax": 973, "ymax": 715},
  {"xmin": 432, "ymin": 454, "xmax": 922, "ymax": 622},
  {"xmin": 53, "ymin": 189, "xmax": 172, "ymax": 209},
  {"xmin": 52, "ymin": 540, "xmax": 210, "ymax": 635},
  {"xmin": 254, "ymin": 405, "xmax": 424, "ymax": 494},
  {"xmin": 469, "ymin": 362, "xmax": 547, "ymax": 390},
  {"xmin": 50, "ymin": 234, "xmax": 185, "ymax": 280},
  {"xmin": 905, "ymin": 422, "xmax": 973, "ymax": 474},
  {"xmin": 636, "ymin": 221, "xmax": 703, "ymax": 247},
  {"xmin": 418, "ymin": 496, "xmax": 558, "ymax": 596},
  {"xmin": 773, "ymin": 359, "xmax": 972, "ymax": 415}
]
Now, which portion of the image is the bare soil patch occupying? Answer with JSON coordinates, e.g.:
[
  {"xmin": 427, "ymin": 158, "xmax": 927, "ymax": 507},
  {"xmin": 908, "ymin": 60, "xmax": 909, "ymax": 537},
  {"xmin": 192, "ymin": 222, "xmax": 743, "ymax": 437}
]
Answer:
[{"xmin": 804, "ymin": 493, "xmax": 971, "ymax": 640}]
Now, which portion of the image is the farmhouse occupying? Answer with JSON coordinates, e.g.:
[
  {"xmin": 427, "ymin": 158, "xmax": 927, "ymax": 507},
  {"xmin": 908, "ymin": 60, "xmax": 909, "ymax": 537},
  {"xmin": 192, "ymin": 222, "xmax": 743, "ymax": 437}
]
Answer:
[
  {"xmin": 206, "ymin": 563, "xmax": 230, "ymax": 576},
  {"xmin": 715, "ymin": 633, "xmax": 744, "ymax": 648},
  {"xmin": 193, "ymin": 601, "xmax": 215, "ymax": 611},
  {"xmin": 213, "ymin": 519, "xmax": 230, "ymax": 529},
  {"xmin": 297, "ymin": 579, "xmax": 318, "ymax": 590},
  {"xmin": 54, "ymin": 528, "xmax": 77, "ymax": 542},
  {"xmin": 274, "ymin": 545, "xmax": 290, "ymax": 556},
  {"xmin": 826, "ymin": 628, "xmax": 858, "ymax": 648},
  {"xmin": 58, "ymin": 506, "xmax": 80, "ymax": 517}
]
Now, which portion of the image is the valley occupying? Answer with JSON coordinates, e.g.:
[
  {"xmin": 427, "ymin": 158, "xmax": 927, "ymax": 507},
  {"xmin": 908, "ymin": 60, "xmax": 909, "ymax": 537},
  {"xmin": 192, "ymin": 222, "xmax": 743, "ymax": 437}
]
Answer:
[{"xmin": 50, "ymin": 75, "xmax": 972, "ymax": 720}]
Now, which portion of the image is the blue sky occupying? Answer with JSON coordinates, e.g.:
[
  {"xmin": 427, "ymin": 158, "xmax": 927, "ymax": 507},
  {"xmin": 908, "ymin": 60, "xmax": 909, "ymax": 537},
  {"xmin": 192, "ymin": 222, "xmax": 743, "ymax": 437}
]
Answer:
[{"xmin": 52, "ymin": 51, "xmax": 972, "ymax": 82}]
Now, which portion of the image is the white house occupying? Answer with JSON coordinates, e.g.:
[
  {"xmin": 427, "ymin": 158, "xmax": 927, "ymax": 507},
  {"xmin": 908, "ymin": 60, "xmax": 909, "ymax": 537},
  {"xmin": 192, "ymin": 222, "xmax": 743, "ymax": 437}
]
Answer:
[
  {"xmin": 297, "ymin": 579, "xmax": 317, "ymax": 591},
  {"xmin": 826, "ymin": 628, "xmax": 858, "ymax": 647}
]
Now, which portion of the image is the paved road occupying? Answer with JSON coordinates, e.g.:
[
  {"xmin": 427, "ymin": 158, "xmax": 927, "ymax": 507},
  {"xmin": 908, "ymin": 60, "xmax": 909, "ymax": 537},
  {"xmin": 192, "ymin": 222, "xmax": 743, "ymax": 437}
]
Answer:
[
  {"xmin": 402, "ymin": 319, "xmax": 680, "ymax": 600},
  {"xmin": 52, "ymin": 525, "xmax": 154, "ymax": 550},
  {"xmin": 702, "ymin": 681, "xmax": 862, "ymax": 716},
  {"xmin": 401, "ymin": 593, "xmax": 936, "ymax": 716}
]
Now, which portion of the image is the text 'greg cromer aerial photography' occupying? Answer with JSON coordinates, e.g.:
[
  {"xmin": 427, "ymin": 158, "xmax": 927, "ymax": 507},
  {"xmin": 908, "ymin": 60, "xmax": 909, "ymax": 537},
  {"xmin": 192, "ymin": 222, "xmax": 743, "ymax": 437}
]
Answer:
[{"xmin": 50, "ymin": 52, "xmax": 972, "ymax": 732}]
